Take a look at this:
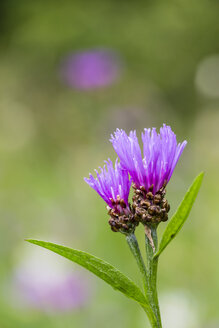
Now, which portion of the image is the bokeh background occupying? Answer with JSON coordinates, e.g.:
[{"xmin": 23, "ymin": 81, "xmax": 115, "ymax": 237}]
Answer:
[{"xmin": 0, "ymin": 1, "xmax": 219, "ymax": 327}]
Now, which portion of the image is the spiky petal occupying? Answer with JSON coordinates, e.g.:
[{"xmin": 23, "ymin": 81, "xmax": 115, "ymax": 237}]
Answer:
[
  {"xmin": 84, "ymin": 159, "xmax": 131, "ymax": 213},
  {"xmin": 110, "ymin": 124, "xmax": 187, "ymax": 194}
]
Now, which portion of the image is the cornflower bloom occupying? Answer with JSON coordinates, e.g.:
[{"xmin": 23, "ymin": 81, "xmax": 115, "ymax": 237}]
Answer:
[
  {"xmin": 84, "ymin": 159, "xmax": 137, "ymax": 233},
  {"xmin": 110, "ymin": 124, "xmax": 187, "ymax": 225}
]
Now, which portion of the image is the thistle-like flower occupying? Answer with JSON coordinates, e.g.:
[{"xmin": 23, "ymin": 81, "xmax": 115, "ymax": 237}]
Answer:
[
  {"xmin": 84, "ymin": 159, "xmax": 137, "ymax": 233},
  {"xmin": 110, "ymin": 124, "xmax": 187, "ymax": 225}
]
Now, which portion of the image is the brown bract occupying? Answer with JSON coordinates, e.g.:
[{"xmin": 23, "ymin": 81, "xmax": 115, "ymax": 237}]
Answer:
[
  {"xmin": 107, "ymin": 184, "xmax": 170, "ymax": 233},
  {"xmin": 132, "ymin": 184, "xmax": 170, "ymax": 225},
  {"xmin": 108, "ymin": 207, "xmax": 139, "ymax": 234}
]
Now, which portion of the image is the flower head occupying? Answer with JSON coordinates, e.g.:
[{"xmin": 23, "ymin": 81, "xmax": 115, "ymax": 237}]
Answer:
[
  {"xmin": 110, "ymin": 124, "xmax": 187, "ymax": 194},
  {"xmin": 84, "ymin": 158, "xmax": 131, "ymax": 214}
]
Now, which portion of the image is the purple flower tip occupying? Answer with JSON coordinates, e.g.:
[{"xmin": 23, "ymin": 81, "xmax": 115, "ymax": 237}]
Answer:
[
  {"xmin": 110, "ymin": 124, "xmax": 187, "ymax": 194},
  {"xmin": 84, "ymin": 159, "xmax": 131, "ymax": 213}
]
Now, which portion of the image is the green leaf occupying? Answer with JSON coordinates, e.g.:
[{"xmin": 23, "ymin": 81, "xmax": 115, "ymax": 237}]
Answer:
[
  {"xmin": 154, "ymin": 172, "xmax": 204, "ymax": 258},
  {"xmin": 26, "ymin": 239, "xmax": 149, "ymax": 308}
]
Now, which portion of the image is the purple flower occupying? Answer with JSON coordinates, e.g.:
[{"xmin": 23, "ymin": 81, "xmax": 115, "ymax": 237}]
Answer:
[
  {"xmin": 84, "ymin": 159, "xmax": 131, "ymax": 214},
  {"xmin": 110, "ymin": 124, "xmax": 187, "ymax": 194},
  {"xmin": 16, "ymin": 273, "xmax": 88, "ymax": 311},
  {"xmin": 11, "ymin": 248, "xmax": 91, "ymax": 312},
  {"xmin": 60, "ymin": 49, "xmax": 122, "ymax": 90}
]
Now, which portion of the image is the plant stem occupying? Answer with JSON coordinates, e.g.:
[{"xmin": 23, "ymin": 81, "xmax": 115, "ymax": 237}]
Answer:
[
  {"xmin": 126, "ymin": 233, "xmax": 147, "ymax": 293},
  {"xmin": 126, "ymin": 233, "xmax": 159, "ymax": 328},
  {"xmin": 145, "ymin": 225, "xmax": 162, "ymax": 328}
]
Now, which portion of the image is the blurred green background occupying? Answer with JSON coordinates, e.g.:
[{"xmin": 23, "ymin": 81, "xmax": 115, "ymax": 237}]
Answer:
[{"xmin": 0, "ymin": 0, "xmax": 219, "ymax": 327}]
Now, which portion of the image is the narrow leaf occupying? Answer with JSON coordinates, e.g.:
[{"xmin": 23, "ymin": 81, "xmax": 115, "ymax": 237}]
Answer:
[
  {"xmin": 26, "ymin": 239, "xmax": 149, "ymax": 308},
  {"xmin": 155, "ymin": 172, "xmax": 204, "ymax": 258}
]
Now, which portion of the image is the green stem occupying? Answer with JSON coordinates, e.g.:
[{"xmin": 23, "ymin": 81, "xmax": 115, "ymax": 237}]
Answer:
[
  {"xmin": 126, "ymin": 233, "xmax": 148, "ymax": 294},
  {"xmin": 126, "ymin": 233, "xmax": 158, "ymax": 327},
  {"xmin": 145, "ymin": 225, "xmax": 162, "ymax": 328}
]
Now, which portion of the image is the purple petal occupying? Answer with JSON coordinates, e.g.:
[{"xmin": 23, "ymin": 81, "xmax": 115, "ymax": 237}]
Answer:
[
  {"xmin": 84, "ymin": 158, "xmax": 131, "ymax": 211},
  {"xmin": 110, "ymin": 129, "xmax": 145, "ymax": 187},
  {"xmin": 111, "ymin": 124, "xmax": 187, "ymax": 193}
]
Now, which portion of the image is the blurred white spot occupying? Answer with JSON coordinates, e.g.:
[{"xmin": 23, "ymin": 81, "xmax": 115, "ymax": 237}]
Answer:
[
  {"xmin": 160, "ymin": 290, "xmax": 199, "ymax": 328},
  {"xmin": 195, "ymin": 55, "xmax": 219, "ymax": 98}
]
